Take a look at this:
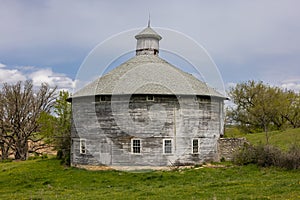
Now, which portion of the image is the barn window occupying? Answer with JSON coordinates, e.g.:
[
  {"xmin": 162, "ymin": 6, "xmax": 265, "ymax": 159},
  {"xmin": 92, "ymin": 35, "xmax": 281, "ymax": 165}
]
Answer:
[
  {"xmin": 163, "ymin": 139, "xmax": 172, "ymax": 154},
  {"xmin": 80, "ymin": 139, "xmax": 86, "ymax": 154},
  {"xmin": 146, "ymin": 95, "xmax": 154, "ymax": 101},
  {"xmin": 100, "ymin": 96, "xmax": 106, "ymax": 102},
  {"xmin": 131, "ymin": 139, "xmax": 141, "ymax": 154},
  {"xmin": 192, "ymin": 139, "xmax": 200, "ymax": 154}
]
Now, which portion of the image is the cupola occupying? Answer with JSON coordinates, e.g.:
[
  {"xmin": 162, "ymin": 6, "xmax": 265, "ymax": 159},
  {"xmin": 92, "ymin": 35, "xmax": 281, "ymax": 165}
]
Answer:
[{"xmin": 135, "ymin": 20, "xmax": 162, "ymax": 56}]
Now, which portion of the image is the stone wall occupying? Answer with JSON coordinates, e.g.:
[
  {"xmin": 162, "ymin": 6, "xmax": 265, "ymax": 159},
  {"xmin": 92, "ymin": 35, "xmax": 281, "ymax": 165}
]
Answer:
[{"xmin": 218, "ymin": 138, "xmax": 249, "ymax": 161}]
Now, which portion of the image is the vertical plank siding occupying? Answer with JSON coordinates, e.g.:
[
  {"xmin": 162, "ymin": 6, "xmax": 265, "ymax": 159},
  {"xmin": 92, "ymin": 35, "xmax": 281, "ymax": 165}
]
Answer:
[{"xmin": 71, "ymin": 95, "xmax": 224, "ymax": 166}]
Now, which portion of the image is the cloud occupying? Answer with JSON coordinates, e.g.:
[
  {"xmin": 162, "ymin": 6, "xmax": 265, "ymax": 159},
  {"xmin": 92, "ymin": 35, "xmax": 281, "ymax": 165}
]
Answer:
[
  {"xmin": 281, "ymin": 83, "xmax": 300, "ymax": 92},
  {"xmin": 0, "ymin": 63, "xmax": 75, "ymax": 92},
  {"xmin": 0, "ymin": 64, "xmax": 27, "ymax": 83},
  {"xmin": 281, "ymin": 79, "xmax": 300, "ymax": 92},
  {"xmin": 29, "ymin": 68, "xmax": 75, "ymax": 91},
  {"xmin": 0, "ymin": 63, "xmax": 6, "ymax": 68}
]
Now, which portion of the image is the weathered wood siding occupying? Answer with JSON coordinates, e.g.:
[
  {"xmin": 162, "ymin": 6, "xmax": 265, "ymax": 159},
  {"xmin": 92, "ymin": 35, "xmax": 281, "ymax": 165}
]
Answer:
[{"xmin": 71, "ymin": 95, "xmax": 224, "ymax": 166}]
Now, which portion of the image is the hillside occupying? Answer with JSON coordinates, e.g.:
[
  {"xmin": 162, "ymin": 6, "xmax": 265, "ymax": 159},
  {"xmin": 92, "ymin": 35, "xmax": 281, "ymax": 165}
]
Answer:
[
  {"xmin": 0, "ymin": 158, "xmax": 299, "ymax": 199},
  {"xmin": 225, "ymin": 128, "xmax": 300, "ymax": 150}
]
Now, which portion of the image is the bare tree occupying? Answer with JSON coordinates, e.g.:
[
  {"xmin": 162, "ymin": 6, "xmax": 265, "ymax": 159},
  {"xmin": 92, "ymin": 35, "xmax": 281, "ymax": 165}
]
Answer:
[
  {"xmin": 0, "ymin": 81, "xmax": 56, "ymax": 160},
  {"xmin": 0, "ymin": 90, "xmax": 14, "ymax": 159}
]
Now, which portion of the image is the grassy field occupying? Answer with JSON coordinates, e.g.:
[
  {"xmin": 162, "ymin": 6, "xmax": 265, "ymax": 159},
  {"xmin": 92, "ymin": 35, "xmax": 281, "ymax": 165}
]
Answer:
[
  {"xmin": 1, "ymin": 128, "xmax": 299, "ymax": 199},
  {"xmin": 225, "ymin": 127, "xmax": 300, "ymax": 150},
  {"xmin": 1, "ymin": 158, "xmax": 300, "ymax": 199}
]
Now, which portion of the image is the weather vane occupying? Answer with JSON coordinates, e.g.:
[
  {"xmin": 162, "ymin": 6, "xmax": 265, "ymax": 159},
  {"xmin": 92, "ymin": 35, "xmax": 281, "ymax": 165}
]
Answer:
[{"xmin": 148, "ymin": 12, "xmax": 151, "ymax": 27}]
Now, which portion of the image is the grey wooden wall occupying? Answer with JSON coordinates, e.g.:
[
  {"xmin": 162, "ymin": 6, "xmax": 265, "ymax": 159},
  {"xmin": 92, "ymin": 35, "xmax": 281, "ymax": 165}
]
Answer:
[{"xmin": 71, "ymin": 95, "xmax": 224, "ymax": 167}]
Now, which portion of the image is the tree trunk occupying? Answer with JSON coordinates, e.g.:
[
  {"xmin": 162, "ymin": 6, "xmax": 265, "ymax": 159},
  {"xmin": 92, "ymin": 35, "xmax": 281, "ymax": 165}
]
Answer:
[
  {"xmin": 14, "ymin": 140, "xmax": 28, "ymax": 160},
  {"xmin": 0, "ymin": 141, "xmax": 9, "ymax": 160},
  {"xmin": 264, "ymin": 124, "xmax": 269, "ymax": 144}
]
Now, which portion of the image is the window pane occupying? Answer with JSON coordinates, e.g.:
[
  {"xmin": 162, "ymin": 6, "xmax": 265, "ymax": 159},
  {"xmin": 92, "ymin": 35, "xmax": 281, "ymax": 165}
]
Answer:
[
  {"xmin": 100, "ymin": 96, "xmax": 106, "ymax": 101},
  {"xmin": 80, "ymin": 140, "xmax": 86, "ymax": 154},
  {"xmin": 164, "ymin": 140, "xmax": 172, "ymax": 154},
  {"xmin": 132, "ymin": 139, "xmax": 141, "ymax": 153},
  {"xmin": 147, "ymin": 95, "xmax": 154, "ymax": 101},
  {"xmin": 192, "ymin": 139, "xmax": 199, "ymax": 154}
]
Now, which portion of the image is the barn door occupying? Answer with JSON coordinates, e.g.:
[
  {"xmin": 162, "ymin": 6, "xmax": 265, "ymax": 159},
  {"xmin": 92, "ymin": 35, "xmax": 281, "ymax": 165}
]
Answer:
[{"xmin": 100, "ymin": 140, "xmax": 112, "ymax": 165}]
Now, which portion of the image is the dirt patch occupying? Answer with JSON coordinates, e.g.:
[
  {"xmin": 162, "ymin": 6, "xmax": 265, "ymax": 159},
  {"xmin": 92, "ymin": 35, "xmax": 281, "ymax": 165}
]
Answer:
[{"xmin": 73, "ymin": 164, "xmax": 226, "ymax": 171}]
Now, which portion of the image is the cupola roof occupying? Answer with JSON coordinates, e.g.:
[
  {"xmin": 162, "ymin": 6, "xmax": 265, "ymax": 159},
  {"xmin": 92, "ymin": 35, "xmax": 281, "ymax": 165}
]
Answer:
[{"xmin": 135, "ymin": 26, "xmax": 162, "ymax": 40}]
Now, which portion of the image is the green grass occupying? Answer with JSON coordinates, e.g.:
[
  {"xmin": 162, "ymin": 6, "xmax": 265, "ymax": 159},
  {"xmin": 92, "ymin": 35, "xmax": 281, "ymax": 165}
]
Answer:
[
  {"xmin": 225, "ymin": 127, "xmax": 300, "ymax": 150},
  {"xmin": 1, "ymin": 158, "xmax": 300, "ymax": 199},
  {"xmin": 245, "ymin": 128, "xmax": 300, "ymax": 151}
]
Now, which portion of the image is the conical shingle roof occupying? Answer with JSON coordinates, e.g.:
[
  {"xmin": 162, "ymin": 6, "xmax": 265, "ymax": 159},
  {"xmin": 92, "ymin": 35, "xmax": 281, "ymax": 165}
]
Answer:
[
  {"xmin": 135, "ymin": 27, "xmax": 162, "ymax": 40},
  {"xmin": 72, "ymin": 55, "xmax": 225, "ymax": 98}
]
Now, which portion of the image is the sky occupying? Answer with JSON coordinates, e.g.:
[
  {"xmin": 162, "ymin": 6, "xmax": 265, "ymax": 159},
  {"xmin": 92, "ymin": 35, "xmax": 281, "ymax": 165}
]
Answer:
[{"xmin": 1, "ymin": 0, "xmax": 300, "ymax": 93}]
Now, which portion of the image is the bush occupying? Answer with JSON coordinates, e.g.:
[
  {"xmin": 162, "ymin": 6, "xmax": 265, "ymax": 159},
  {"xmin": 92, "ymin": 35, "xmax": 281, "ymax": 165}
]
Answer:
[
  {"xmin": 28, "ymin": 154, "xmax": 48, "ymax": 160},
  {"xmin": 232, "ymin": 143, "xmax": 257, "ymax": 165},
  {"xmin": 255, "ymin": 145, "xmax": 282, "ymax": 167},
  {"xmin": 57, "ymin": 150, "xmax": 70, "ymax": 166},
  {"xmin": 279, "ymin": 144, "xmax": 300, "ymax": 170},
  {"xmin": 233, "ymin": 144, "xmax": 300, "ymax": 170},
  {"xmin": 41, "ymin": 154, "xmax": 48, "ymax": 159}
]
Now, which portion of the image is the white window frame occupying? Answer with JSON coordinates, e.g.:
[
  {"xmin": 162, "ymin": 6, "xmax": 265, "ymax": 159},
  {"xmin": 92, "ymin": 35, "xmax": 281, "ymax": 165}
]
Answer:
[
  {"xmin": 163, "ymin": 139, "xmax": 173, "ymax": 154},
  {"xmin": 131, "ymin": 139, "xmax": 142, "ymax": 154},
  {"xmin": 192, "ymin": 138, "xmax": 200, "ymax": 154},
  {"xmin": 146, "ymin": 95, "xmax": 155, "ymax": 101},
  {"xmin": 80, "ymin": 139, "xmax": 86, "ymax": 154}
]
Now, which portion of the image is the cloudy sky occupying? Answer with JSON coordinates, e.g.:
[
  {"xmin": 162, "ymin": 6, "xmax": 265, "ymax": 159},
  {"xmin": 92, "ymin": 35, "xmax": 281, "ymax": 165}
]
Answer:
[{"xmin": 1, "ymin": 0, "xmax": 300, "ymax": 93}]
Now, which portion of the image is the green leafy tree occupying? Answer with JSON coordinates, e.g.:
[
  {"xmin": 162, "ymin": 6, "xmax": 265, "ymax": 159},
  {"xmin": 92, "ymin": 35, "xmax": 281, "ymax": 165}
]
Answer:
[
  {"xmin": 39, "ymin": 91, "xmax": 71, "ymax": 165},
  {"xmin": 228, "ymin": 81, "xmax": 285, "ymax": 143},
  {"xmin": 282, "ymin": 91, "xmax": 300, "ymax": 128}
]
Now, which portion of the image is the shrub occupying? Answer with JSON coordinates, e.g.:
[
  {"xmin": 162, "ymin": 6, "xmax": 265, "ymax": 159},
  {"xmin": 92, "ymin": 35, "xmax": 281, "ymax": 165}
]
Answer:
[
  {"xmin": 28, "ymin": 154, "xmax": 48, "ymax": 160},
  {"xmin": 41, "ymin": 154, "xmax": 48, "ymax": 159},
  {"xmin": 232, "ymin": 143, "xmax": 257, "ymax": 165},
  {"xmin": 57, "ymin": 149, "xmax": 70, "ymax": 166},
  {"xmin": 233, "ymin": 144, "xmax": 300, "ymax": 170},
  {"xmin": 279, "ymin": 144, "xmax": 300, "ymax": 170},
  {"xmin": 255, "ymin": 145, "xmax": 282, "ymax": 167}
]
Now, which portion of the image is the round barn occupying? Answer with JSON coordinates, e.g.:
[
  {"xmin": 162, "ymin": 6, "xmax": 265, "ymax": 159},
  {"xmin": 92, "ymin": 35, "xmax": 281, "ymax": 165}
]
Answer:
[{"xmin": 69, "ymin": 24, "xmax": 227, "ymax": 167}]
